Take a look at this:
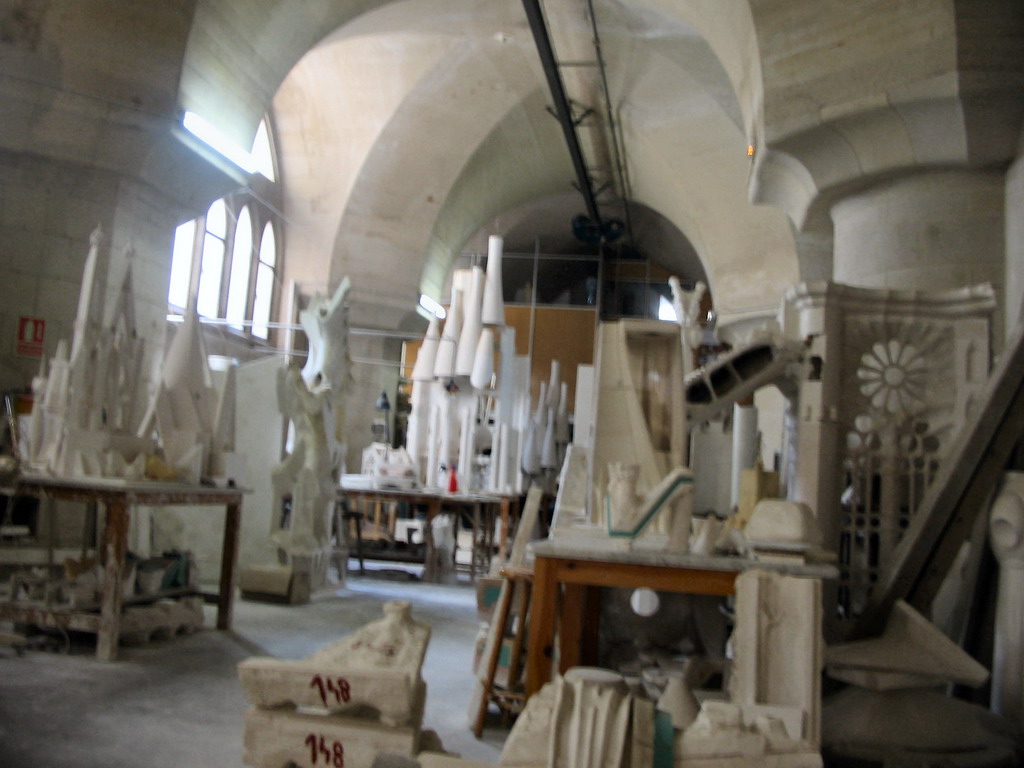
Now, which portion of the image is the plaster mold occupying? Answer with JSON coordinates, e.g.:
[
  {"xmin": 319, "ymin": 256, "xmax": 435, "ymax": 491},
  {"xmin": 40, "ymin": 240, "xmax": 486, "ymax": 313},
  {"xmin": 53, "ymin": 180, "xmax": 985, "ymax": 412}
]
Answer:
[{"xmin": 238, "ymin": 600, "xmax": 431, "ymax": 728}]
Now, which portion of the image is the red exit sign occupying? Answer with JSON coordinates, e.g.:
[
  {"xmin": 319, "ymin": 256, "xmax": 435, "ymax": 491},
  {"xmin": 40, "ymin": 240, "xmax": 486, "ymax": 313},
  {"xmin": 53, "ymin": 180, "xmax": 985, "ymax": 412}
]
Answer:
[{"xmin": 16, "ymin": 316, "xmax": 45, "ymax": 358}]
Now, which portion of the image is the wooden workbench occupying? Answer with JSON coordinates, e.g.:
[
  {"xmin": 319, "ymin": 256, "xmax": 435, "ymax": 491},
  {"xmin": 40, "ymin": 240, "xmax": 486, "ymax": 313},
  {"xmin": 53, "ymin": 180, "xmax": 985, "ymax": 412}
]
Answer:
[
  {"xmin": 338, "ymin": 483, "xmax": 519, "ymax": 581},
  {"xmin": 0, "ymin": 474, "xmax": 244, "ymax": 661},
  {"xmin": 524, "ymin": 538, "xmax": 838, "ymax": 698}
]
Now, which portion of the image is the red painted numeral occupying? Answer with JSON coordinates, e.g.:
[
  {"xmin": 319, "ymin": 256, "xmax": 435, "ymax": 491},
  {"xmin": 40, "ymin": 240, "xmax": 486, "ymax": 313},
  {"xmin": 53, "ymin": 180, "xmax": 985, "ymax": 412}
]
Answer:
[
  {"xmin": 310, "ymin": 674, "xmax": 352, "ymax": 706},
  {"xmin": 305, "ymin": 733, "xmax": 344, "ymax": 766}
]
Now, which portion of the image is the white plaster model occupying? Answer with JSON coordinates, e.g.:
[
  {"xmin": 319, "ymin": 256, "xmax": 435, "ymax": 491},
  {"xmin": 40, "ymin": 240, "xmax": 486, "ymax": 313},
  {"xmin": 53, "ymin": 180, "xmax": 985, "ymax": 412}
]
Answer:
[
  {"xmin": 481, "ymin": 235, "xmax": 505, "ymax": 327},
  {"xmin": 989, "ymin": 471, "xmax": 1024, "ymax": 726},
  {"xmin": 238, "ymin": 600, "xmax": 431, "ymax": 727},
  {"xmin": 657, "ymin": 672, "xmax": 700, "ymax": 731},
  {"xmin": 26, "ymin": 227, "xmax": 155, "ymax": 478},
  {"xmin": 730, "ymin": 570, "xmax": 824, "ymax": 749},
  {"xmin": 668, "ymin": 277, "xmax": 707, "ymax": 378},
  {"xmin": 270, "ymin": 364, "xmax": 334, "ymax": 590},
  {"xmin": 456, "ymin": 265, "xmax": 485, "ymax": 378},
  {"xmin": 824, "ymin": 599, "xmax": 988, "ymax": 691}
]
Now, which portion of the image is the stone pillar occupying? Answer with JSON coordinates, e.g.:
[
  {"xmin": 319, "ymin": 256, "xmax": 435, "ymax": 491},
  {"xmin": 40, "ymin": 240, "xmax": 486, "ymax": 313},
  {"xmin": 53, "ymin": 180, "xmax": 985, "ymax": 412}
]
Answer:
[{"xmin": 831, "ymin": 169, "xmax": 1005, "ymax": 338}]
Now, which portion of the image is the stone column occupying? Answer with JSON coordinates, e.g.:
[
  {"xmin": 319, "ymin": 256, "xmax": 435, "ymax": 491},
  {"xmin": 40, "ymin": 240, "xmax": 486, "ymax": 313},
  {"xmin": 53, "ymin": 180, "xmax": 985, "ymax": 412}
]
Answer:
[{"xmin": 830, "ymin": 169, "xmax": 1005, "ymax": 340}]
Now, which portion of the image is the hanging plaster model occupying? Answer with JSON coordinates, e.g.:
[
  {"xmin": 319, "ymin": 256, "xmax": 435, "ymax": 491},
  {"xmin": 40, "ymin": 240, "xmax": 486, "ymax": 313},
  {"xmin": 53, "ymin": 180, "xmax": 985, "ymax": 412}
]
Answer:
[
  {"xmin": 25, "ymin": 226, "xmax": 155, "ymax": 478},
  {"xmin": 404, "ymin": 235, "xmax": 540, "ymax": 495},
  {"xmin": 240, "ymin": 600, "xmax": 433, "ymax": 767}
]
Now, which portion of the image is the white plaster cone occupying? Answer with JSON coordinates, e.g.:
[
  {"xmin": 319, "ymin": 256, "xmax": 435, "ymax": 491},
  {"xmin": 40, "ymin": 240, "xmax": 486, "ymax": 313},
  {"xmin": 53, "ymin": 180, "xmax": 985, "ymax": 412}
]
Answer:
[
  {"xmin": 455, "ymin": 266, "xmax": 485, "ymax": 377},
  {"xmin": 470, "ymin": 327, "xmax": 495, "ymax": 390},
  {"xmin": 546, "ymin": 360, "xmax": 561, "ymax": 410},
  {"xmin": 411, "ymin": 315, "xmax": 440, "ymax": 381},
  {"xmin": 657, "ymin": 673, "xmax": 701, "ymax": 730},
  {"xmin": 481, "ymin": 235, "xmax": 505, "ymax": 327},
  {"xmin": 433, "ymin": 287, "xmax": 462, "ymax": 380},
  {"xmin": 540, "ymin": 408, "xmax": 558, "ymax": 469}
]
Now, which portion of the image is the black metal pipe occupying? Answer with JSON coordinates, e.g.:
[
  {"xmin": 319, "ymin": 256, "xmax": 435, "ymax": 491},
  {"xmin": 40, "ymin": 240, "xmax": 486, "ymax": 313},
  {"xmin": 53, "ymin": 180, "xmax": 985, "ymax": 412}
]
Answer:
[{"xmin": 521, "ymin": 0, "xmax": 603, "ymax": 228}]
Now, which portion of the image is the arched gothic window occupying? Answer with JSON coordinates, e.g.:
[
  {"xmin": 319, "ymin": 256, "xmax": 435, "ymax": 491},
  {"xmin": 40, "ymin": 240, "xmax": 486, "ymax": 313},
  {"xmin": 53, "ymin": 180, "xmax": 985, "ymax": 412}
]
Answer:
[{"xmin": 167, "ymin": 117, "xmax": 281, "ymax": 342}]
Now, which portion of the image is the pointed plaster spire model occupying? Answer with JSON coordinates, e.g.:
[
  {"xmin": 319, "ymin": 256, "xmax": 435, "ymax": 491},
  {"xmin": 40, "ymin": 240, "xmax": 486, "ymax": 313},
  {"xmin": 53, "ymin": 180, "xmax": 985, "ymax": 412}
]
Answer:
[
  {"xmin": 433, "ymin": 286, "xmax": 462, "ymax": 380},
  {"xmin": 455, "ymin": 265, "xmax": 485, "ymax": 377},
  {"xmin": 481, "ymin": 235, "xmax": 505, "ymax": 327},
  {"xmin": 410, "ymin": 315, "xmax": 441, "ymax": 382},
  {"xmin": 469, "ymin": 326, "xmax": 495, "ymax": 390}
]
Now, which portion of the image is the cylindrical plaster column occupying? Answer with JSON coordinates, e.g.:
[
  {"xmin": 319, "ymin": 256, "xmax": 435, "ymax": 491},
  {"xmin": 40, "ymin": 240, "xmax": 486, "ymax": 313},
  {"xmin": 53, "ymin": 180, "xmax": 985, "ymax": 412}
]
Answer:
[
  {"xmin": 990, "ymin": 471, "xmax": 1024, "ymax": 728},
  {"xmin": 831, "ymin": 169, "xmax": 1004, "ymax": 304},
  {"xmin": 730, "ymin": 403, "xmax": 759, "ymax": 510}
]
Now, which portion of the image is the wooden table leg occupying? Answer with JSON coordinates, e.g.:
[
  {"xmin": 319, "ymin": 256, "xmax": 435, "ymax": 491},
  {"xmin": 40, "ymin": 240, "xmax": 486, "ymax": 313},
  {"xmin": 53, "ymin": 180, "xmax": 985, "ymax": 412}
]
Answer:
[
  {"xmin": 423, "ymin": 498, "xmax": 442, "ymax": 582},
  {"xmin": 97, "ymin": 499, "xmax": 129, "ymax": 661},
  {"xmin": 559, "ymin": 582, "xmax": 586, "ymax": 674},
  {"xmin": 217, "ymin": 500, "xmax": 241, "ymax": 631},
  {"xmin": 498, "ymin": 498, "xmax": 510, "ymax": 560},
  {"xmin": 525, "ymin": 555, "xmax": 558, "ymax": 699}
]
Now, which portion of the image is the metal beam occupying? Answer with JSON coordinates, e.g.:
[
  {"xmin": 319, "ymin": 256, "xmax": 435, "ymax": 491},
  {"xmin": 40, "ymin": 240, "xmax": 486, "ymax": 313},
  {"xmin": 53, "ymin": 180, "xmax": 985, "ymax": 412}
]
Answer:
[{"xmin": 521, "ymin": 0, "xmax": 603, "ymax": 228}]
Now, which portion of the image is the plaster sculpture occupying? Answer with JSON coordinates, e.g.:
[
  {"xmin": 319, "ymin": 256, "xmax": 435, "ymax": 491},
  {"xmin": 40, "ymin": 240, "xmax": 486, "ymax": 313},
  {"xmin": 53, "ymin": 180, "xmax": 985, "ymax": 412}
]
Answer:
[
  {"xmin": 239, "ymin": 600, "xmax": 431, "ymax": 727},
  {"xmin": 989, "ymin": 471, "xmax": 1024, "ymax": 726},
  {"xmin": 269, "ymin": 364, "xmax": 334, "ymax": 591},
  {"xmin": 604, "ymin": 462, "xmax": 694, "ymax": 548},
  {"xmin": 821, "ymin": 601, "xmax": 1013, "ymax": 766},
  {"xmin": 26, "ymin": 227, "xmax": 155, "ymax": 478},
  {"xmin": 481, "ymin": 235, "xmax": 505, "ymax": 327},
  {"xmin": 298, "ymin": 277, "xmax": 352, "ymax": 480},
  {"xmin": 729, "ymin": 570, "xmax": 824, "ymax": 749}
]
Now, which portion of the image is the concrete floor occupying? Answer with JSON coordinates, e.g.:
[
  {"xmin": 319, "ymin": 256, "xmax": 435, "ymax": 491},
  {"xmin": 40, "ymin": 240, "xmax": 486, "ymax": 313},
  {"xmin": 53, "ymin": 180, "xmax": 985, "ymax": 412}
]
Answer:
[{"xmin": 0, "ymin": 567, "xmax": 508, "ymax": 768}]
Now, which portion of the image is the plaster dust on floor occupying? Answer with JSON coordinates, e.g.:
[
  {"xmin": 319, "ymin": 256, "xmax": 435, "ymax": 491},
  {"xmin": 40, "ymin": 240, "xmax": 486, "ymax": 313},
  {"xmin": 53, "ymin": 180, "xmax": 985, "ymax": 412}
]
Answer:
[{"xmin": 0, "ymin": 571, "xmax": 506, "ymax": 768}]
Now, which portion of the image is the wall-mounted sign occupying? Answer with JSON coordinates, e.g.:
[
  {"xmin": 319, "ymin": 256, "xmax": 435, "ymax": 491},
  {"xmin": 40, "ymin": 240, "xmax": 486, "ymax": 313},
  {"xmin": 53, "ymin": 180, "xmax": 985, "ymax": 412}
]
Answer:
[{"xmin": 16, "ymin": 316, "xmax": 45, "ymax": 358}]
